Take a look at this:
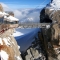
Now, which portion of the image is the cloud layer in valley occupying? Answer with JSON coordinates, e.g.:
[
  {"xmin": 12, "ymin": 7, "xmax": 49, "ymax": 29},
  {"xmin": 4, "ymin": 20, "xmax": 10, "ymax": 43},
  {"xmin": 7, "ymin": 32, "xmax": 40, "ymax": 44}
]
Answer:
[{"xmin": 14, "ymin": 9, "xmax": 40, "ymax": 23}]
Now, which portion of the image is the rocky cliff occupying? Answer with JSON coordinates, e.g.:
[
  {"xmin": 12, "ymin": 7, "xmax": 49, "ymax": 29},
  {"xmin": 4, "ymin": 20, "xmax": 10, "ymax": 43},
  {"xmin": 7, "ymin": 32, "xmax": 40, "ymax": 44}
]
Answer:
[
  {"xmin": 40, "ymin": 0, "xmax": 60, "ymax": 60},
  {"xmin": 40, "ymin": 0, "xmax": 60, "ymax": 44},
  {"xmin": 40, "ymin": 0, "xmax": 60, "ymax": 23},
  {"xmin": 0, "ymin": 4, "xmax": 22, "ymax": 60},
  {"xmin": 0, "ymin": 29, "xmax": 22, "ymax": 60}
]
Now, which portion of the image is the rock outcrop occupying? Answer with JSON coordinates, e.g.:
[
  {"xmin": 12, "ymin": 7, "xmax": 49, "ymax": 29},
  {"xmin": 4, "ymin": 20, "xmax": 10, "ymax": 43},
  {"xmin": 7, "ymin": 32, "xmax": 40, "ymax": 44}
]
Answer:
[
  {"xmin": 0, "ymin": 28, "xmax": 22, "ymax": 59},
  {"xmin": 40, "ymin": 0, "xmax": 60, "ymax": 23},
  {"xmin": 23, "ymin": 32, "xmax": 46, "ymax": 60},
  {"xmin": 0, "ymin": 29, "xmax": 22, "ymax": 60}
]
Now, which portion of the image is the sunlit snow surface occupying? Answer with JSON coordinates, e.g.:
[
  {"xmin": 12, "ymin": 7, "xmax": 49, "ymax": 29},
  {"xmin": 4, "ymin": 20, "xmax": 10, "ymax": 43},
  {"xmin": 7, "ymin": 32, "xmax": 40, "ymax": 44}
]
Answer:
[
  {"xmin": 0, "ymin": 12, "xmax": 8, "ymax": 16},
  {"xmin": 47, "ymin": 0, "xmax": 60, "ymax": 10},
  {"xmin": 13, "ymin": 28, "xmax": 39, "ymax": 37},
  {"xmin": 13, "ymin": 31, "xmax": 24, "ymax": 37}
]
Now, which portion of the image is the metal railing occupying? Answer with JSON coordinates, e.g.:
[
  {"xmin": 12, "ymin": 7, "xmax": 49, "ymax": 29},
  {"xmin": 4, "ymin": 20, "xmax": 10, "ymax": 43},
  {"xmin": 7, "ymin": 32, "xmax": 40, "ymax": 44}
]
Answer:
[{"xmin": 19, "ymin": 23, "xmax": 51, "ymax": 28}]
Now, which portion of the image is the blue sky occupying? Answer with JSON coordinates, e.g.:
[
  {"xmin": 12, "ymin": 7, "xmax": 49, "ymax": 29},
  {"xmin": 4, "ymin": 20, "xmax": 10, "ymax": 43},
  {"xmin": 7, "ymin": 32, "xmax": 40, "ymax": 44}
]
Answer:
[{"xmin": 0, "ymin": 0, "xmax": 51, "ymax": 9}]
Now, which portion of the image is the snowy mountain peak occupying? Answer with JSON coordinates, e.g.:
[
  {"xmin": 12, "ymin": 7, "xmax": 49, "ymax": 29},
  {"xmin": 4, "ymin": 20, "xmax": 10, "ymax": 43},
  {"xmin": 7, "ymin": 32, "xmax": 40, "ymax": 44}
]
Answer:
[{"xmin": 47, "ymin": 0, "xmax": 60, "ymax": 10}]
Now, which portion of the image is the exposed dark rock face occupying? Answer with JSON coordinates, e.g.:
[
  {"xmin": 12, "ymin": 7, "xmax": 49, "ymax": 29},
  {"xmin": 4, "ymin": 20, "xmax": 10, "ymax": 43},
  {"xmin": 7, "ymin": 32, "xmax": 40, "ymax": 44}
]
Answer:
[
  {"xmin": 40, "ymin": 8, "xmax": 52, "ymax": 23},
  {"xmin": 40, "ymin": 7, "xmax": 60, "ymax": 44}
]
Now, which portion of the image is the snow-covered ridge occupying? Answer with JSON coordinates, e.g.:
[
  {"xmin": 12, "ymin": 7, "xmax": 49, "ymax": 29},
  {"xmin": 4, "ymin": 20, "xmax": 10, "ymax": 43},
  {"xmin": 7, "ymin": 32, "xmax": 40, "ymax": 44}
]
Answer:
[
  {"xmin": 4, "ymin": 15, "xmax": 19, "ymax": 22},
  {"xmin": 0, "ymin": 11, "xmax": 19, "ymax": 22},
  {"xmin": 46, "ymin": 0, "xmax": 60, "ymax": 10},
  {"xmin": 0, "ymin": 3, "xmax": 19, "ymax": 22},
  {"xmin": 0, "ymin": 11, "xmax": 9, "ymax": 16}
]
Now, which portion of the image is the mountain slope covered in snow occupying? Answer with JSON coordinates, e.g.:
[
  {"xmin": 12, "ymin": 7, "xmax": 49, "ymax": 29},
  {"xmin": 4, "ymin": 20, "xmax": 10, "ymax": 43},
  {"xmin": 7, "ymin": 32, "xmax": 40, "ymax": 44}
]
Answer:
[
  {"xmin": 46, "ymin": 0, "xmax": 60, "ymax": 10},
  {"xmin": 14, "ymin": 28, "xmax": 40, "ymax": 51}
]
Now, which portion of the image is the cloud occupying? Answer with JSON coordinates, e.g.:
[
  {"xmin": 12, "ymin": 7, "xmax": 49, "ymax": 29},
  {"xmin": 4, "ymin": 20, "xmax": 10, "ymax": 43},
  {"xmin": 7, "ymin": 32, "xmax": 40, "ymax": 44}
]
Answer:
[
  {"xmin": 14, "ymin": 9, "xmax": 30, "ymax": 19},
  {"xmin": 14, "ymin": 9, "xmax": 40, "ymax": 23}
]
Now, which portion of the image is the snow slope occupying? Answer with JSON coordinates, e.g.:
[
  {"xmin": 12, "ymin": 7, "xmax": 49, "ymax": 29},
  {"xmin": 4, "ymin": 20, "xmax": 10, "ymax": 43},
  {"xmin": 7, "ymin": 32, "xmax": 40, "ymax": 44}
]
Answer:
[
  {"xmin": 47, "ymin": 0, "xmax": 60, "ymax": 10},
  {"xmin": 13, "ymin": 28, "xmax": 40, "ymax": 51}
]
